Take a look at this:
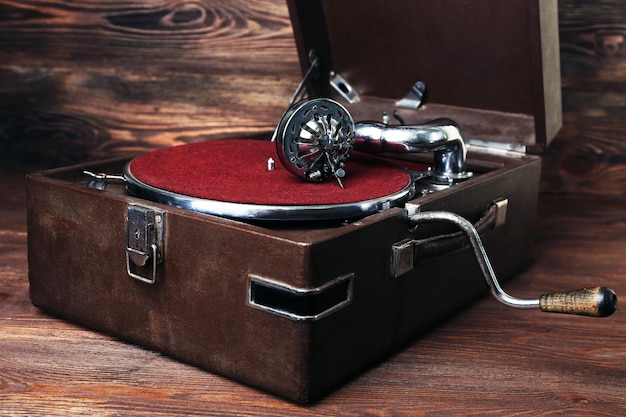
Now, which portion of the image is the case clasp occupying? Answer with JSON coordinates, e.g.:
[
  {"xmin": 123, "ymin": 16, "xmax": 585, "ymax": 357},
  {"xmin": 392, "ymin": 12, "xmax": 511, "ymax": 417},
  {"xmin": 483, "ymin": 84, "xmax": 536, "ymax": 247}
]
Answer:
[{"xmin": 126, "ymin": 204, "xmax": 165, "ymax": 284}]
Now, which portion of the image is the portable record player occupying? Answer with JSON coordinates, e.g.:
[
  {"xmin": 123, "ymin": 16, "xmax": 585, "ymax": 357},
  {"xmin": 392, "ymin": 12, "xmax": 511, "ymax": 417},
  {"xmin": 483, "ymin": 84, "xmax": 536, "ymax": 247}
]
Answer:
[{"xmin": 27, "ymin": 0, "xmax": 617, "ymax": 404}]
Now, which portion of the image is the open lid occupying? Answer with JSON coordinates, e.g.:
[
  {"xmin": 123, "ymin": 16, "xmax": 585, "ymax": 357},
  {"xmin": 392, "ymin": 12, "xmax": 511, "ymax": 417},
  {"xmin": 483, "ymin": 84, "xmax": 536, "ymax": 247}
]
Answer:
[{"xmin": 286, "ymin": 0, "xmax": 562, "ymax": 150}]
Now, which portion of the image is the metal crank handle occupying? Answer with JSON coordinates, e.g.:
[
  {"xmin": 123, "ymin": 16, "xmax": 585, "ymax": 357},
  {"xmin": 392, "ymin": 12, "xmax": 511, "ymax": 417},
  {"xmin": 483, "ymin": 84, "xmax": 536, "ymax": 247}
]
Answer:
[{"xmin": 409, "ymin": 210, "xmax": 617, "ymax": 317}]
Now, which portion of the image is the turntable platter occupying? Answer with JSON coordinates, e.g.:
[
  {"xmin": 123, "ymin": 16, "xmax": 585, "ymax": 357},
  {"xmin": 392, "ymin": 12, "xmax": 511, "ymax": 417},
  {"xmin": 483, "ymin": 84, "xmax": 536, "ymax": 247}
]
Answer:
[{"xmin": 125, "ymin": 139, "xmax": 417, "ymax": 221}]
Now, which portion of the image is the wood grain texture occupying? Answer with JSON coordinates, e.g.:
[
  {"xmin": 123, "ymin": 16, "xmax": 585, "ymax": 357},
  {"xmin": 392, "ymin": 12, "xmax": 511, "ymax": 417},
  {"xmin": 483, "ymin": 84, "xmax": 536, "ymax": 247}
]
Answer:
[
  {"xmin": 0, "ymin": 0, "xmax": 300, "ymax": 170},
  {"xmin": 541, "ymin": 0, "xmax": 626, "ymax": 196},
  {"xmin": 2, "ymin": 2, "xmax": 626, "ymax": 414},
  {"xmin": 0, "ymin": 0, "xmax": 625, "ymax": 198},
  {"xmin": 2, "ymin": 175, "xmax": 626, "ymax": 415}
]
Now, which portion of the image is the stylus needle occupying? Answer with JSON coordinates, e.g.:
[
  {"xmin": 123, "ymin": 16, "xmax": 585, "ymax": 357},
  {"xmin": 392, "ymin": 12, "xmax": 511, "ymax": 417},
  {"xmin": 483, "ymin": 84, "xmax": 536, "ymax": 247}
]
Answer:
[
  {"xmin": 324, "ymin": 152, "xmax": 345, "ymax": 189},
  {"xmin": 335, "ymin": 175, "xmax": 345, "ymax": 189}
]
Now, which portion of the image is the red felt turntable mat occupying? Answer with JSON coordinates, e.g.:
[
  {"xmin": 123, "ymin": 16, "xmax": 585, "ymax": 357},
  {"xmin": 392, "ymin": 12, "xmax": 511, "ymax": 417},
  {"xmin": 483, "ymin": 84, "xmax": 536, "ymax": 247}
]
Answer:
[{"xmin": 128, "ymin": 139, "xmax": 418, "ymax": 206}]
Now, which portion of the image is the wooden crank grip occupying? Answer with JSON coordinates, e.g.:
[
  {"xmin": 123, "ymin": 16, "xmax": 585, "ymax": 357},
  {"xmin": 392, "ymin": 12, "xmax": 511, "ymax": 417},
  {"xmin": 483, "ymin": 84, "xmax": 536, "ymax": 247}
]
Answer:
[{"xmin": 539, "ymin": 287, "xmax": 617, "ymax": 317}]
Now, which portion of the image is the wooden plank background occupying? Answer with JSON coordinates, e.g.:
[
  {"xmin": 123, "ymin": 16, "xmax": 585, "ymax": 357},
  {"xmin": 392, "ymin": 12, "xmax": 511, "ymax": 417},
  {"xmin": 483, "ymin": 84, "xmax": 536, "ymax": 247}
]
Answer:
[
  {"xmin": 545, "ymin": 0, "xmax": 626, "ymax": 196},
  {"xmin": 0, "ymin": 0, "xmax": 301, "ymax": 171},
  {"xmin": 1, "ymin": 2, "xmax": 626, "ymax": 415},
  {"xmin": 0, "ymin": 0, "xmax": 624, "ymax": 198}
]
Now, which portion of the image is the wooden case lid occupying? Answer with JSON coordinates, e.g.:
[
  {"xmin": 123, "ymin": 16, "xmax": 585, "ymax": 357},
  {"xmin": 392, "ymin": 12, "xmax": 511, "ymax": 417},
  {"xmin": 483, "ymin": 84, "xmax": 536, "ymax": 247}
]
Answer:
[{"xmin": 287, "ymin": 0, "xmax": 562, "ymax": 150}]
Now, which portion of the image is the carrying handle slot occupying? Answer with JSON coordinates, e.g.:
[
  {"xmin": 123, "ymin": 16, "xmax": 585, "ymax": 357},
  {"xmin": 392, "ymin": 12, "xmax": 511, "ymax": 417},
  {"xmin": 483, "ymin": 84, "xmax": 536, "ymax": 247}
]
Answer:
[{"xmin": 247, "ymin": 273, "xmax": 354, "ymax": 321}]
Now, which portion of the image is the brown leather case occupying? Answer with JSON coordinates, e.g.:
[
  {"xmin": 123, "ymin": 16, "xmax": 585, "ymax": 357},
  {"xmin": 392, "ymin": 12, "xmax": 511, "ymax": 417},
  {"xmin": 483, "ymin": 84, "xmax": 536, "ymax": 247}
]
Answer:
[{"xmin": 28, "ymin": 0, "xmax": 559, "ymax": 403}]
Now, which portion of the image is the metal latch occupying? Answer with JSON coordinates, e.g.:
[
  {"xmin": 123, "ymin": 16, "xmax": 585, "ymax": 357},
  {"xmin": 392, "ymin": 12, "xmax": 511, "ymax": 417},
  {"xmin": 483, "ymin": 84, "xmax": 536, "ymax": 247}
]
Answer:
[{"xmin": 126, "ymin": 204, "xmax": 165, "ymax": 284}]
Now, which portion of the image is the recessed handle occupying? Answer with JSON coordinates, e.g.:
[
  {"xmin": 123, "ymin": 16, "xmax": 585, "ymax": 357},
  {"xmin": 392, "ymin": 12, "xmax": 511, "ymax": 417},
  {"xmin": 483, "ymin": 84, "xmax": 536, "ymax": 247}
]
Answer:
[{"xmin": 539, "ymin": 287, "xmax": 617, "ymax": 317}]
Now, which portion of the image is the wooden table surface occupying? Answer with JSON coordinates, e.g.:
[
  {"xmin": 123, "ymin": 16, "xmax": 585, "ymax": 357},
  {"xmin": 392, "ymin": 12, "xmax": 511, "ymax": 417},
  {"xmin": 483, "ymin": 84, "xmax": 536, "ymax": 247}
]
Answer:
[
  {"xmin": 1, "ymin": 173, "xmax": 625, "ymax": 416},
  {"xmin": 1, "ymin": 1, "xmax": 626, "ymax": 414}
]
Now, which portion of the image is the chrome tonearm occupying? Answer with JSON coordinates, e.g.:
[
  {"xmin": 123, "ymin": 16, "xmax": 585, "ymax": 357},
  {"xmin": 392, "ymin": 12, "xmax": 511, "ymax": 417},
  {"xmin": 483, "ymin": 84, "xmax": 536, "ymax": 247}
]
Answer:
[
  {"xmin": 354, "ymin": 119, "xmax": 471, "ymax": 183},
  {"xmin": 275, "ymin": 97, "xmax": 472, "ymax": 188}
]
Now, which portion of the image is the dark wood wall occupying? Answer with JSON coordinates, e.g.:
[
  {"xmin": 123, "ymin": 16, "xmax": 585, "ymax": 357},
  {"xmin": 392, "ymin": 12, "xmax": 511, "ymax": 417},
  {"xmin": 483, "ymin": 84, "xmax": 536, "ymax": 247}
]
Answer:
[
  {"xmin": 0, "ymin": 0, "xmax": 301, "ymax": 171},
  {"xmin": 545, "ymin": 0, "xmax": 626, "ymax": 196},
  {"xmin": 1, "ymin": 0, "xmax": 624, "ymax": 197}
]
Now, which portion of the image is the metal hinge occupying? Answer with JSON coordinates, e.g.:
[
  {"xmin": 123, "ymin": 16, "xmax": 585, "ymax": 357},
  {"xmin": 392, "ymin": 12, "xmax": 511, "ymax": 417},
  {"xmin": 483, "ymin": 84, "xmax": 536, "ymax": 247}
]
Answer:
[
  {"xmin": 466, "ymin": 138, "xmax": 527, "ymax": 157},
  {"xmin": 396, "ymin": 81, "xmax": 427, "ymax": 110},
  {"xmin": 329, "ymin": 71, "xmax": 360, "ymax": 103},
  {"xmin": 126, "ymin": 204, "xmax": 165, "ymax": 284}
]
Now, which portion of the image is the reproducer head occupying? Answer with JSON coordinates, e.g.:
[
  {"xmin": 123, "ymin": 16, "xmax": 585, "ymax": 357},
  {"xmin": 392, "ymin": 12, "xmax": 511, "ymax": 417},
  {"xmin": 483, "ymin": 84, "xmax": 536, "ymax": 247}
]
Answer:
[{"xmin": 275, "ymin": 97, "xmax": 473, "ymax": 187}]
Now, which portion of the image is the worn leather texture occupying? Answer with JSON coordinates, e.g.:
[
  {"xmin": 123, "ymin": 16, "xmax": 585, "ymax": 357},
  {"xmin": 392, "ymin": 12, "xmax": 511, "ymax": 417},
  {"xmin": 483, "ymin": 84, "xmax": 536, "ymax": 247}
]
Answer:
[
  {"xmin": 27, "ymin": 0, "xmax": 556, "ymax": 403},
  {"xmin": 27, "ymin": 152, "xmax": 540, "ymax": 402}
]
